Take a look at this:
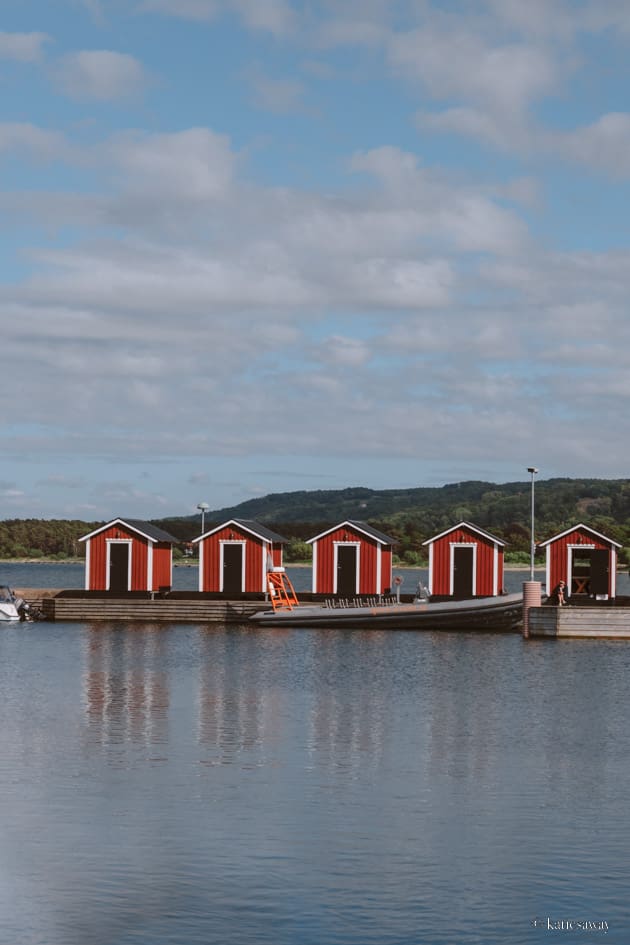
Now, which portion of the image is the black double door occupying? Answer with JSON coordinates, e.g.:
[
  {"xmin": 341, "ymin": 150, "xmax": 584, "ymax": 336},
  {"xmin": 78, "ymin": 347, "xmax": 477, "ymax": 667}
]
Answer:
[
  {"xmin": 590, "ymin": 550, "xmax": 609, "ymax": 595},
  {"xmin": 572, "ymin": 549, "xmax": 609, "ymax": 596}
]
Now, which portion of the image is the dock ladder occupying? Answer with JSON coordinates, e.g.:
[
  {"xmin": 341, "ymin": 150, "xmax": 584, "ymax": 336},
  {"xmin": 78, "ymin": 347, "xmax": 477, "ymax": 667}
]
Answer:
[{"xmin": 267, "ymin": 569, "xmax": 299, "ymax": 612}]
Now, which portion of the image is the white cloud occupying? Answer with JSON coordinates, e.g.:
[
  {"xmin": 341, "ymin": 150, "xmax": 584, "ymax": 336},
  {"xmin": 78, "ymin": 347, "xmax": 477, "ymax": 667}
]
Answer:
[
  {"xmin": 3, "ymin": 114, "xmax": 630, "ymax": 513},
  {"xmin": 387, "ymin": 29, "xmax": 557, "ymax": 114},
  {"xmin": 248, "ymin": 70, "xmax": 305, "ymax": 113},
  {"xmin": 0, "ymin": 123, "xmax": 70, "ymax": 161},
  {"xmin": 141, "ymin": 0, "xmax": 221, "ymax": 19},
  {"xmin": 233, "ymin": 0, "xmax": 295, "ymax": 35},
  {"xmin": 142, "ymin": 0, "xmax": 295, "ymax": 35},
  {"xmin": 350, "ymin": 146, "xmax": 529, "ymax": 255},
  {"xmin": 421, "ymin": 107, "xmax": 630, "ymax": 177},
  {"xmin": 107, "ymin": 128, "xmax": 236, "ymax": 202},
  {"xmin": 341, "ymin": 258, "xmax": 453, "ymax": 308},
  {"xmin": 483, "ymin": 0, "xmax": 578, "ymax": 40},
  {"xmin": 0, "ymin": 31, "xmax": 50, "ymax": 61},
  {"xmin": 52, "ymin": 50, "xmax": 149, "ymax": 102},
  {"xmin": 316, "ymin": 18, "xmax": 387, "ymax": 47},
  {"xmin": 417, "ymin": 107, "xmax": 526, "ymax": 152},
  {"xmin": 554, "ymin": 113, "xmax": 630, "ymax": 176},
  {"xmin": 316, "ymin": 336, "xmax": 371, "ymax": 367}
]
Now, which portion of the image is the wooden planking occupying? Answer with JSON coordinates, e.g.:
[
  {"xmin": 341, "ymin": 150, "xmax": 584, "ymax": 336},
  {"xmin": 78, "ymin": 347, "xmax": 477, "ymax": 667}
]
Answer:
[
  {"xmin": 528, "ymin": 606, "xmax": 630, "ymax": 638},
  {"xmin": 40, "ymin": 598, "xmax": 270, "ymax": 623}
]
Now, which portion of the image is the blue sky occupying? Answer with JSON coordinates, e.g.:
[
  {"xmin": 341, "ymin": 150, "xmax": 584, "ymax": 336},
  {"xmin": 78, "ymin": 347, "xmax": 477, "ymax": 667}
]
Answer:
[{"xmin": 3, "ymin": 0, "xmax": 630, "ymax": 521}]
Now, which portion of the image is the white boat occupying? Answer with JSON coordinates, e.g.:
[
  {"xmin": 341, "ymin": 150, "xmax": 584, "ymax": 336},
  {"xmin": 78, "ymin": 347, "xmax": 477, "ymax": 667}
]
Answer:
[{"xmin": 0, "ymin": 586, "xmax": 22, "ymax": 622}]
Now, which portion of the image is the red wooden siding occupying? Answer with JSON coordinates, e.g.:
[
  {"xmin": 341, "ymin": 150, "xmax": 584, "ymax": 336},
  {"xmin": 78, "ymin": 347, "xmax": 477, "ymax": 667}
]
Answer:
[
  {"xmin": 544, "ymin": 527, "xmax": 616, "ymax": 597},
  {"xmin": 428, "ymin": 525, "xmax": 502, "ymax": 597},
  {"xmin": 271, "ymin": 543, "xmax": 283, "ymax": 568},
  {"xmin": 312, "ymin": 525, "xmax": 392, "ymax": 595},
  {"xmin": 152, "ymin": 543, "xmax": 173, "ymax": 590},
  {"xmin": 200, "ymin": 524, "xmax": 270, "ymax": 593},
  {"xmin": 85, "ymin": 525, "xmax": 173, "ymax": 592},
  {"xmin": 86, "ymin": 524, "xmax": 148, "ymax": 591},
  {"xmin": 382, "ymin": 547, "xmax": 393, "ymax": 592},
  {"xmin": 131, "ymin": 539, "xmax": 149, "ymax": 589}
]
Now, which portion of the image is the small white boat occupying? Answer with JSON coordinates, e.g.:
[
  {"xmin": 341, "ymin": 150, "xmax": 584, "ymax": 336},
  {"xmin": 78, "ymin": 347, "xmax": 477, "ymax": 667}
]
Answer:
[{"xmin": 0, "ymin": 586, "xmax": 22, "ymax": 622}]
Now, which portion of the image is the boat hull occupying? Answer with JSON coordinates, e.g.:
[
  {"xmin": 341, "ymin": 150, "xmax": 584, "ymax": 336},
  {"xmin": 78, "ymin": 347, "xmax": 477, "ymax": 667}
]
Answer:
[
  {"xmin": 0, "ymin": 605, "xmax": 20, "ymax": 622},
  {"xmin": 250, "ymin": 593, "xmax": 523, "ymax": 631}
]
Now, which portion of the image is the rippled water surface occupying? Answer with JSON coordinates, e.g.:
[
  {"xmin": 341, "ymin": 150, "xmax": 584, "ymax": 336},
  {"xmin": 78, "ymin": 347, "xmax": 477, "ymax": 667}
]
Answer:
[{"xmin": 2, "ymin": 619, "xmax": 630, "ymax": 945}]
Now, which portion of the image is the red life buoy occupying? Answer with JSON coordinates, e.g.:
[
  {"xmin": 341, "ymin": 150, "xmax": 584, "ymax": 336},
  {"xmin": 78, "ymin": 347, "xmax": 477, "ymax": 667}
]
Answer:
[{"xmin": 393, "ymin": 576, "xmax": 403, "ymax": 586}]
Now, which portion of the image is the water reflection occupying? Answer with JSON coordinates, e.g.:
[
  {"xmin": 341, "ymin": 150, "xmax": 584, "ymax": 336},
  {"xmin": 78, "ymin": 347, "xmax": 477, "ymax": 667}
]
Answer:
[
  {"xmin": 305, "ymin": 630, "xmax": 387, "ymax": 774},
  {"xmin": 83, "ymin": 624, "xmax": 169, "ymax": 749},
  {"xmin": 5, "ymin": 621, "xmax": 630, "ymax": 943},
  {"xmin": 196, "ymin": 628, "xmax": 389, "ymax": 773},
  {"xmin": 197, "ymin": 629, "xmax": 287, "ymax": 766}
]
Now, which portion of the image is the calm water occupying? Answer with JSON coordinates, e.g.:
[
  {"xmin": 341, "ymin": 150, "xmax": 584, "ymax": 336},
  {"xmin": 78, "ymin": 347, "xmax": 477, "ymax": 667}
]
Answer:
[{"xmin": 1, "ymin": 566, "xmax": 630, "ymax": 944}]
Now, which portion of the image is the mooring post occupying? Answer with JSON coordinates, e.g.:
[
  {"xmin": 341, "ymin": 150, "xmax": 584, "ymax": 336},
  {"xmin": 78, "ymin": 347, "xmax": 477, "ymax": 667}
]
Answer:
[{"xmin": 522, "ymin": 581, "xmax": 542, "ymax": 638}]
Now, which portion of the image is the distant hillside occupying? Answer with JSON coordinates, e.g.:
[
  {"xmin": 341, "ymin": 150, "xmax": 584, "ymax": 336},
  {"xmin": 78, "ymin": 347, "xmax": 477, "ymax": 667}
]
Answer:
[
  {"xmin": 4, "ymin": 479, "xmax": 630, "ymax": 564},
  {"xmin": 154, "ymin": 478, "xmax": 630, "ymax": 564}
]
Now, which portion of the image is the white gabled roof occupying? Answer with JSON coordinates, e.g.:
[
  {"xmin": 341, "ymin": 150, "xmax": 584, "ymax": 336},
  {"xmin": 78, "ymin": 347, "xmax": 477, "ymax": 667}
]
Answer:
[
  {"xmin": 306, "ymin": 520, "xmax": 395, "ymax": 545},
  {"xmin": 422, "ymin": 521, "xmax": 506, "ymax": 547},
  {"xmin": 538, "ymin": 522, "xmax": 622, "ymax": 549},
  {"xmin": 192, "ymin": 518, "xmax": 287, "ymax": 545},
  {"xmin": 79, "ymin": 518, "xmax": 178, "ymax": 544}
]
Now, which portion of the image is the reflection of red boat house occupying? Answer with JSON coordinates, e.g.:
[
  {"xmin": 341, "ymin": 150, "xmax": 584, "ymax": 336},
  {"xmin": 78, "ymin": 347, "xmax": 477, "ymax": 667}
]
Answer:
[
  {"xmin": 423, "ymin": 522, "xmax": 505, "ymax": 599},
  {"xmin": 307, "ymin": 521, "xmax": 395, "ymax": 596},
  {"xmin": 192, "ymin": 519, "xmax": 287, "ymax": 593},
  {"xmin": 79, "ymin": 518, "xmax": 178, "ymax": 592},
  {"xmin": 538, "ymin": 523, "xmax": 621, "ymax": 600}
]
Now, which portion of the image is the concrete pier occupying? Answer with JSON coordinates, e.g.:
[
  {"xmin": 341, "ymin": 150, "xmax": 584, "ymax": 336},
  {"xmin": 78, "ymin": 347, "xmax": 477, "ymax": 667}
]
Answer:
[{"xmin": 528, "ymin": 605, "xmax": 630, "ymax": 639}]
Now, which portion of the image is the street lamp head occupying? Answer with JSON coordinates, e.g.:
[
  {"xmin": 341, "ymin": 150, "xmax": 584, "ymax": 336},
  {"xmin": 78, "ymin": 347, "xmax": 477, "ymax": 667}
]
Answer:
[
  {"xmin": 196, "ymin": 502, "xmax": 210, "ymax": 512},
  {"xmin": 527, "ymin": 467, "xmax": 538, "ymax": 475}
]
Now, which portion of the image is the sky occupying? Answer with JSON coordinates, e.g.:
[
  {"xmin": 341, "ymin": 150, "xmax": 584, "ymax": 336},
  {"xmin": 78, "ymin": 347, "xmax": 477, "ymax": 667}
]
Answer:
[{"xmin": 3, "ymin": 0, "xmax": 630, "ymax": 521}]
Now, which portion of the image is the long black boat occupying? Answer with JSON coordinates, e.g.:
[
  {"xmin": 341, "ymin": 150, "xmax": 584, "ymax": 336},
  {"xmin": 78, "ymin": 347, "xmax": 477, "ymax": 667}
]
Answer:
[{"xmin": 249, "ymin": 592, "xmax": 523, "ymax": 631}]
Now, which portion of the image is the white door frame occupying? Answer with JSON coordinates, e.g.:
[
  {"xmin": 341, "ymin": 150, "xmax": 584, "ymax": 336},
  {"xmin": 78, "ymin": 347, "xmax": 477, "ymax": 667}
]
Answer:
[
  {"xmin": 449, "ymin": 542, "xmax": 477, "ymax": 596},
  {"xmin": 333, "ymin": 541, "xmax": 360, "ymax": 595},
  {"xmin": 219, "ymin": 540, "xmax": 246, "ymax": 593},
  {"xmin": 105, "ymin": 539, "xmax": 133, "ymax": 591}
]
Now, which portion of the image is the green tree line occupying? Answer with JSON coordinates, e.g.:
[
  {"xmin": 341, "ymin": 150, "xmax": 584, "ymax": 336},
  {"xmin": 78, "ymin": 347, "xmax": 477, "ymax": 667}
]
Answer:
[
  {"xmin": 0, "ymin": 519, "xmax": 100, "ymax": 559},
  {"xmin": 5, "ymin": 478, "xmax": 630, "ymax": 562}
]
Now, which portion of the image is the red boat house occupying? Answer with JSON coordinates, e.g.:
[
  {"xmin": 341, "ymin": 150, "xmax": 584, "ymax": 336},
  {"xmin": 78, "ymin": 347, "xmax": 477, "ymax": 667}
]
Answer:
[
  {"xmin": 307, "ymin": 520, "xmax": 395, "ymax": 596},
  {"xmin": 538, "ymin": 523, "xmax": 621, "ymax": 600},
  {"xmin": 79, "ymin": 518, "xmax": 178, "ymax": 592},
  {"xmin": 192, "ymin": 519, "xmax": 287, "ymax": 594},
  {"xmin": 422, "ymin": 522, "xmax": 505, "ymax": 599}
]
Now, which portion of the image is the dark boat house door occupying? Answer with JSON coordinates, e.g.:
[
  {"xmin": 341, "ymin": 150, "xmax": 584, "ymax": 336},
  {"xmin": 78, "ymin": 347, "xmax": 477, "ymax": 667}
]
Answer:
[
  {"xmin": 336, "ymin": 545, "xmax": 358, "ymax": 597},
  {"xmin": 109, "ymin": 542, "xmax": 130, "ymax": 591},
  {"xmin": 223, "ymin": 543, "xmax": 244, "ymax": 594},
  {"xmin": 452, "ymin": 546, "xmax": 474, "ymax": 598},
  {"xmin": 589, "ymin": 549, "xmax": 609, "ymax": 596}
]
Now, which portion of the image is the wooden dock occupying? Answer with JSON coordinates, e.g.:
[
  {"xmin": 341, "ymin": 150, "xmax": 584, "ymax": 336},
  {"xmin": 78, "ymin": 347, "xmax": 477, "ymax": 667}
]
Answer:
[
  {"xmin": 18, "ymin": 588, "xmax": 418, "ymax": 625},
  {"xmin": 528, "ymin": 605, "xmax": 630, "ymax": 639},
  {"xmin": 23, "ymin": 592, "xmax": 270, "ymax": 624}
]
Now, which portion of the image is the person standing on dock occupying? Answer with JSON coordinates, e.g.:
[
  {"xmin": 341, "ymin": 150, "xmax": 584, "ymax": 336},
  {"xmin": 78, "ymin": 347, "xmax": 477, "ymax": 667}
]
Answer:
[{"xmin": 551, "ymin": 580, "xmax": 566, "ymax": 605}]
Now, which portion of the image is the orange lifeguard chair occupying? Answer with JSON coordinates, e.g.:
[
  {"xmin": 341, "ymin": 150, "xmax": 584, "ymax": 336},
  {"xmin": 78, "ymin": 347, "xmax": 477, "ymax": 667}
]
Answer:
[{"xmin": 267, "ymin": 569, "xmax": 298, "ymax": 611}]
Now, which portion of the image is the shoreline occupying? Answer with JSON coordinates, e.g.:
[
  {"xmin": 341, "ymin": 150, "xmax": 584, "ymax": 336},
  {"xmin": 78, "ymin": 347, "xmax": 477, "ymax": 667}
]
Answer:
[{"xmin": 0, "ymin": 558, "xmax": 552, "ymax": 572}]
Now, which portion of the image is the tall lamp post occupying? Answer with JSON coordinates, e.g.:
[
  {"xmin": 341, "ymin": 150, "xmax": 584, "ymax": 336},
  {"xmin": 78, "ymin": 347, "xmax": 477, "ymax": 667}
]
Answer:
[
  {"xmin": 197, "ymin": 502, "xmax": 210, "ymax": 536},
  {"xmin": 527, "ymin": 467, "xmax": 538, "ymax": 581}
]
